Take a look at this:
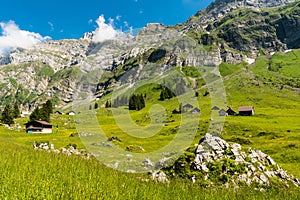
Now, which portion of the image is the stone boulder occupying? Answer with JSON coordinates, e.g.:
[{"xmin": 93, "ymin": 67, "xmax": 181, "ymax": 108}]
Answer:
[{"xmin": 160, "ymin": 133, "xmax": 299, "ymax": 188}]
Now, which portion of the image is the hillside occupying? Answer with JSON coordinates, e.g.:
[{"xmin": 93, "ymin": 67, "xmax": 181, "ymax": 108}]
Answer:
[
  {"xmin": 0, "ymin": 0, "xmax": 299, "ymax": 108},
  {"xmin": 0, "ymin": 0, "xmax": 300, "ymax": 198}
]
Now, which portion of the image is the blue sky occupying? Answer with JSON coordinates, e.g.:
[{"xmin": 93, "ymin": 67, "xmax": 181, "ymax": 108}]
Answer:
[{"xmin": 0, "ymin": 0, "xmax": 213, "ymax": 54}]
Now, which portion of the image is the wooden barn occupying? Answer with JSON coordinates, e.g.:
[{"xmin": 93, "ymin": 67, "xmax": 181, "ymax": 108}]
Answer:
[
  {"xmin": 226, "ymin": 107, "xmax": 236, "ymax": 116},
  {"xmin": 25, "ymin": 120, "xmax": 52, "ymax": 134},
  {"xmin": 238, "ymin": 106, "xmax": 254, "ymax": 116}
]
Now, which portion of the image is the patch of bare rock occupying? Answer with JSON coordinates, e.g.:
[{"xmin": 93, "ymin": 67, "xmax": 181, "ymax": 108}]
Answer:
[{"xmin": 152, "ymin": 133, "xmax": 299, "ymax": 188}]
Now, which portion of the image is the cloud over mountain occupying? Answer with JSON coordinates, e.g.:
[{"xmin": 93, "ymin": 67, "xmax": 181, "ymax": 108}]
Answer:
[
  {"xmin": 0, "ymin": 20, "xmax": 51, "ymax": 54},
  {"xmin": 92, "ymin": 15, "xmax": 122, "ymax": 42}
]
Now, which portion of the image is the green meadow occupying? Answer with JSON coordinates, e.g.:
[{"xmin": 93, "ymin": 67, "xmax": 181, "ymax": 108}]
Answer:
[{"xmin": 0, "ymin": 51, "xmax": 300, "ymax": 198}]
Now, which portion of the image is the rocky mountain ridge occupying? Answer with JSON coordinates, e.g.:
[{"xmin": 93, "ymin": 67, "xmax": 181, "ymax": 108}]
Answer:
[
  {"xmin": 194, "ymin": 0, "xmax": 297, "ymax": 25},
  {"xmin": 0, "ymin": 0, "xmax": 299, "ymax": 109}
]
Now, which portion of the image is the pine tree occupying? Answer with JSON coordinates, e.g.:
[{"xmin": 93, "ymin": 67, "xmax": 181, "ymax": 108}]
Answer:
[
  {"xmin": 139, "ymin": 94, "xmax": 145, "ymax": 109},
  {"xmin": 129, "ymin": 94, "xmax": 145, "ymax": 111},
  {"xmin": 29, "ymin": 107, "xmax": 40, "ymax": 121},
  {"xmin": 129, "ymin": 94, "xmax": 136, "ymax": 110},
  {"xmin": 45, "ymin": 100, "xmax": 53, "ymax": 114},
  {"xmin": 2, "ymin": 105, "xmax": 14, "ymax": 125},
  {"xmin": 159, "ymin": 90, "xmax": 165, "ymax": 100},
  {"xmin": 39, "ymin": 106, "xmax": 50, "ymax": 122},
  {"xmin": 29, "ymin": 101, "xmax": 52, "ymax": 123},
  {"xmin": 13, "ymin": 102, "xmax": 20, "ymax": 118},
  {"xmin": 160, "ymin": 87, "xmax": 175, "ymax": 101}
]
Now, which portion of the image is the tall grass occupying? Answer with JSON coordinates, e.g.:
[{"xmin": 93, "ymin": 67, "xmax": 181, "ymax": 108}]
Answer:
[{"xmin": 0, "ymin": 140, "xmax": 299, "ymax": 199}]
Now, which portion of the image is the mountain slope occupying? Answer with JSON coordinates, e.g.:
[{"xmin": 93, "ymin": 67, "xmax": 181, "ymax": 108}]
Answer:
[{"xmin": 0, "ymin": 0, "xmax": 299, "ymax": 110}]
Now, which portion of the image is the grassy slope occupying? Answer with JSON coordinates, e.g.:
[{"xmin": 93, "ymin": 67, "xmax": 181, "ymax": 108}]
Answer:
[
  {"xmin": 0, "ymin": 51, "xmax": 299, "ymax": 198},
  {"xmin": 221, "ymin": 50, "xmax": 300, "ymax": 177},
  {"xmin": 0, "ymin": 140, "xmax": 299, "ymax": 199}
]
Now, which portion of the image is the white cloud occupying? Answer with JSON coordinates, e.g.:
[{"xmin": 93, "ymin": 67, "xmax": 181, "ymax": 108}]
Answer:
[
  {"xmin": 0, "ymin": 20, "xmax": 51, "ymax": 55},
  {"xmin": 92, "ymin": 15, "xmax": 122, "ymax": 42}
]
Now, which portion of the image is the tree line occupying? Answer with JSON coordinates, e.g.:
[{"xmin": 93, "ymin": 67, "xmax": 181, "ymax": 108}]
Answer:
[
  {"xmin": 1, "ymin": 102, "xmax": 20, "ymax": 126},
  {"xmin": 105, "ymin": 93, "xmax": 146, "ymax": 111},
  {"xmin": 29, "ymin": 100, "xmax": 53, "ymax": 123},
  {"xmin": 129, "ymin": 94, "xmax": 145, "ymax": 111}
]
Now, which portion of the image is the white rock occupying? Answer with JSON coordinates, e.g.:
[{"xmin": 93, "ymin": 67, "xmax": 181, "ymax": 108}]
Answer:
[
  {"xmin": 260, "ymin": 174, "xmax": 268, "ymax": 183},
  {"xmin": 266, "ymin": 156, "xmax": 276, "ymax": 165}
]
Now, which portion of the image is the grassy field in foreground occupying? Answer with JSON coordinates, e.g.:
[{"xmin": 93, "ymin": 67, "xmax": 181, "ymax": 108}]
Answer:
[{"xmin": 0, "ymin": 140, "xmax": 299, "ymax": 199}]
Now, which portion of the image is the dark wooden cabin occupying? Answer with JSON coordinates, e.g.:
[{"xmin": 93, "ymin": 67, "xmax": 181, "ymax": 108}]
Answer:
[
  {"xmin": 25, "ymin": 120, "xmax": 52, "ymax": 134},
  {"xmin": 238, "ymin": 106, "xmax": 254, "ymax": 116}
]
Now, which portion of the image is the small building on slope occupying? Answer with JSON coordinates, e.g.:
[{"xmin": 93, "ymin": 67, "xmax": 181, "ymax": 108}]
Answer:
[
  {"xmin": 238, "ymin": 106, "xmax": 255, "ymax": 116},
  {"xmin": 226, "ymin": 107, "xmax": 237, "ymax": 116},
  {"xmin": 25, "ymin": 120, "xmax": 52, "ymax": 134},
  {"xmin": 219, "ymin": 109, "xmax": 227, "ymax": 116},
  {"xmin": 190, "ymin": 107, "xmax": 200, "ymax": 114}
]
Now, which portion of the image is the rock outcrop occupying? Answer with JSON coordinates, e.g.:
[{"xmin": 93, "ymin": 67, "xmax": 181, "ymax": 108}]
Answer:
[
  {"xmin": 33, "ymin": 141, "xmax": 92, "ymax": 159},
  {"xmin": 159, "ymin": 133, "xmax": 299, "ymax": 187},
  {"xmin": 194, "ymin": 0, "xmax": 296, "ymax": 25}
]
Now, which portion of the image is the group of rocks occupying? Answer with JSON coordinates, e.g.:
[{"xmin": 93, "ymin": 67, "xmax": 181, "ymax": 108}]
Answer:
[
  {"xmin": 153, "ymin": 133, "xmax": 299, "ymax": 188},
  {"xmin": 33, "ymin": 133, "xmax": 299, "ymax": 188},
  {"xmin": 194, "ymin": 133, "xmax": 299, "ymax": 186},
  {"xmin": 33, "ymin": 141, "xmax": 92, "ymax": 159}
]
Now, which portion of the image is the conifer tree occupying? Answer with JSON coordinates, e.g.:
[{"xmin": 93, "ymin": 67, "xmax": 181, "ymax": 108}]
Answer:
[
  {"xmin": 1, "ymin": 105, "xmax": 14, "ymax": 125},
  {"xmin": 41, "ymin": 103, "xmax": 51, "ymax": 122},
  {"xmin": 45, "ymin": 100, "xmax": 53, "ymax": 114},
  {"xmin": 13, "ymin": 102, "xmax": 20, "ymax": 118},
  {"xmin": 29, "ymin": 102, "xmax": 51, "ymax": 122},
  {"xmin": 129, "ymin": 94, "xmax": 145, "ymax": 111},
  {"xmin": 129, "ymin": 94, "xmax": 136, "ymax": 110},
  {"xmin": 160, "ymin": 87, "xmax": 175, "ymax": 100},
  {"xmin": 39, "ymin": 106, "xmax": 50, "ymax": 122},
  {"xmin": 30, "ymin": 107, "xmax": 40, "ymax": 121}
]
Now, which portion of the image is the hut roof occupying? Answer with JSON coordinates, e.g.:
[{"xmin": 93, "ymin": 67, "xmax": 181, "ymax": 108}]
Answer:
[{"xmin": 238, "ymin": 106, "xmax": 254, "ymax": 112}]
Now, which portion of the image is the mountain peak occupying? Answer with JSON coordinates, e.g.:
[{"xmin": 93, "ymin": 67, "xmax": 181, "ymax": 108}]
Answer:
[
  {"xmin": 208, "ymin": 0, "xmax": 296, "ymax": 10},
  {"xmin": 195, "ymin": 0, "xmax": 297, "ymax": 25}
]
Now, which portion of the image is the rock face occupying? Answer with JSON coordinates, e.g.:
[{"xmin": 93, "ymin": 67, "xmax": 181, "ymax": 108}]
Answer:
[
  {"xmin": 161, "ymin": 133, "xmax": 299, "ymax": 187},
  {"xmin": 196, "ymin": 0, "xmax": 296, "ymax": 25},
  {"xmin": 0, "ymin": 0, "xmax": 300, "ymax": 108}
]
